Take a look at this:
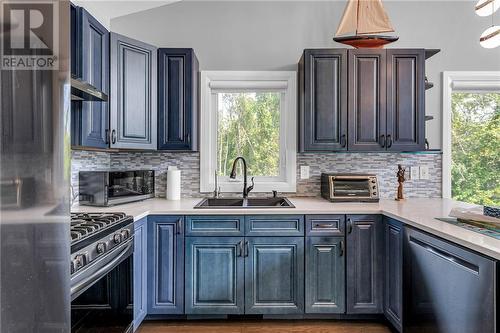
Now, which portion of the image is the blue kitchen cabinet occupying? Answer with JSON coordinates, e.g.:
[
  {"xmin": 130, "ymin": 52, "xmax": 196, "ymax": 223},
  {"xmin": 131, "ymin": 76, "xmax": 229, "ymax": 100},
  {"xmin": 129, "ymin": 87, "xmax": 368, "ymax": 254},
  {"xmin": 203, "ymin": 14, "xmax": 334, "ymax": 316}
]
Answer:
[
  {"xmin": 71, "ymin": 7, "xmax": 110, "ymax": 148},
  {"xmin": 346, "ymin": 214, "xmax": 384, "ymax": 314},
  {"xmin": 147, "ymin": 216, "xmax": 184, "ymax": 314},
  {"xmin": 110, "ymin": 33, "xmax": 157, "ymax": 149},
  {"xmin": 244, "ymin": 236, "xmax": 304, "ymax": 314},
  {"xmin": 305, "ymin": 236, "xmax": 345, "ymax": 314},
  {"xmin": 384, "ymin": 218, "xmax": 403, "ymax": 332},
  {"xmin": 158, "ymin": 48, "xmax": 199, "ymax": 151},
  {"xmin": 133, "ymin": 217, "xmax": 148, "ymax": 330},
  {"xmin": 245, "ymin": 215, "xmax": 304, "ymax": 236},
  {"xmin": 185, "ymin": 237, "xmax": 245, "ymax": 314}
]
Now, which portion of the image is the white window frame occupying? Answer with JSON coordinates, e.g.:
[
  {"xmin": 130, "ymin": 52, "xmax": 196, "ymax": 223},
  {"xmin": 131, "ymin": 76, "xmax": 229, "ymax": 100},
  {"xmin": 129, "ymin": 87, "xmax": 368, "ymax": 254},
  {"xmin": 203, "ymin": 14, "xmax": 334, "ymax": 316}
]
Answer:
[
  {"xmin": 442, "ymin": 71, "xmax": 500, "ymax": 198},
  {"xmin": 200, "ymin": 71, "xmax": 297, "ymax": 193}
]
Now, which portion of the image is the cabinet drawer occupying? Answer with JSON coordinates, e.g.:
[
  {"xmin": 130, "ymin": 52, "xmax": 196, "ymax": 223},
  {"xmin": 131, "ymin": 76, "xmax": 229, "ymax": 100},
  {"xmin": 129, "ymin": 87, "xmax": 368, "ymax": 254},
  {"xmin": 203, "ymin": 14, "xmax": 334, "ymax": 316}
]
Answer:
[
  {"xmin": 245, "ymin": 215, "xmax": 304, "ymax": 236},
  {"xmin": 306, "ymin": 215, "xmax": 345, "ymax": 236},
  {"xmin": 185, "ymin": 215, "xmax": 244, "ymax": 236}
]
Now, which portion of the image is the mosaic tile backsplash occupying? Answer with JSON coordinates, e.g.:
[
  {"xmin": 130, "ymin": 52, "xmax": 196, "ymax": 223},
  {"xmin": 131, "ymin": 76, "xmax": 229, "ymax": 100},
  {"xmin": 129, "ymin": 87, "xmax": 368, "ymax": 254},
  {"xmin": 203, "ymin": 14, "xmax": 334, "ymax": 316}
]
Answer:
[{"xmin": 72, "ymin": 150, "xmax": 442, "ymax": 201}]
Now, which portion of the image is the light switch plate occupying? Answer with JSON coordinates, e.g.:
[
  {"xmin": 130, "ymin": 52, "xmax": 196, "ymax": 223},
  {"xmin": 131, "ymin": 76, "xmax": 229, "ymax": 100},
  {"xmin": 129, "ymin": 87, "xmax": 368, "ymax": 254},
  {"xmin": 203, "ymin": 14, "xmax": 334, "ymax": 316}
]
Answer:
[
  {"xmin": 419, "ymin": 165, "xmax": 430, "ymax": 180},
  {"xmin": 410, "ymin": 167, "xmax": 420, "ymax": 180},
  {"xmin": 300, "ymin": 166, "xmax": 310, "ymax": 179}
]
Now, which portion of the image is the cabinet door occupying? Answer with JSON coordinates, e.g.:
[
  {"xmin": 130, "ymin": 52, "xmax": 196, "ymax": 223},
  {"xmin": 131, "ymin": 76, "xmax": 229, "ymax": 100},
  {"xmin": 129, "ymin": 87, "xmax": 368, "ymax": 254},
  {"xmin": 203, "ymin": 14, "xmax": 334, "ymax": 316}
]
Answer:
[
  {"xmin": 185, "ymin": 237, "xmax": 244, "ymax": 314},
  {"xmin": 348, "ymin": 50, "xmax": 387, "ymax": 151},
  {"xmin": 1, "ymin": 70, "xmax": 51, "ymax": 153},
  {"xmin": 158, "ymin": 48, "xmax": 199, "ymax": 151},
  {"xmin": 79, "ymin": 9, "xmax": 109, "ymax": 148},
  {"xmin": 245, "ymin": 237, "xmax": 304, "ymax": 314},
  {"xmin": 405, "ymin": 227, "xmax": 496, "ymax": 333},
  {"xmin": 386, "ymin": 49, "xmax": 425, "ymax": 152},
  {"xmin": 305, "ymin": 237, "xmax": 345, "ymax": 314},
  {"xmin": 133, "ymin": 218, "xmax": 147, "ymax": 330},
  {"xmin": 299, "ymin": 49, "xmax": 347, "ymax": 152},
  {"xmin": 147, "ymin": 216, "xmax": 184, "ymax": 314},
  {"xmin": 346, "ymin": 214, "xmax": 384, "ymax": 314},
  {"xmin": 384, "ymin": 218, "xmax": 403, "ymax": 332},
  {"xmin": 110, "ymin": 33, "xmax": 157, "ymax": 149}
]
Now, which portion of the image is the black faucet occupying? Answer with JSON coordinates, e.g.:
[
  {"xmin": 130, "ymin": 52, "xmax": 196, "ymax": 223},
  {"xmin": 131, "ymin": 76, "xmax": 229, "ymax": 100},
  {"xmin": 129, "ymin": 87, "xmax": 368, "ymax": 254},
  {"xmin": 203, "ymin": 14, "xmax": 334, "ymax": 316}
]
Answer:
[{"xmin": 229, "ymin": 156, "xmax": 254, "ymax": 198}]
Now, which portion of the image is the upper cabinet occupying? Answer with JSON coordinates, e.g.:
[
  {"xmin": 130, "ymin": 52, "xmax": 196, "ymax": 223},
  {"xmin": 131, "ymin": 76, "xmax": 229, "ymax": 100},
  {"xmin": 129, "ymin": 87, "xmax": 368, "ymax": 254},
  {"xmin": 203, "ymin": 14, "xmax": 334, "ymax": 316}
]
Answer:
[
  {"xmin": 80, "ymin": 9, "xmax": 109, "ymax": 148},
  {"xmin": 299, "ymin": 49, "xmax": 347, "ymax": 151},
  {"xmin": 71, "ymin": 6, "xmax": 110, "ymax": 148},
  {"xmin": 110, "ymin": 33, "xmax": 157, "ymax": 150},
  {"xmin": 158, "ymin": 48, "xmax": 199, "ymax": 151},
  {"xmin": 299, "ymin": 48, "xmax": 427, "ymax": 153},
  {"xmin": 386, "ymin": 49, "xmax": 425, "ymax": 151},
  {"xmin": 348, "ymin": 50, "xmax": 387, "ymax": 151}
]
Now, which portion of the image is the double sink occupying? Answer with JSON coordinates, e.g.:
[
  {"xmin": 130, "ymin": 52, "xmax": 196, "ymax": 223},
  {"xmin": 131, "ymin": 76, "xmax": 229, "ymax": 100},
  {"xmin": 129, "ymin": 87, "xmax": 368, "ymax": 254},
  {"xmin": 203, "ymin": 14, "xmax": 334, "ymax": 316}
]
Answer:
[{"xmin": 194, "ymin": 197, "xmax": 294, "ymax": 209}]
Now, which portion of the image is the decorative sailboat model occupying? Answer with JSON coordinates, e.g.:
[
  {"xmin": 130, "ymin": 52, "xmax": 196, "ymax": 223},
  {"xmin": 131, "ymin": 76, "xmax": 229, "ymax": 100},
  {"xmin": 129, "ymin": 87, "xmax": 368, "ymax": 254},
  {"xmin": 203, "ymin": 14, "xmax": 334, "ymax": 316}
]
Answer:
[{"xmin": 334, "ymin": 0, "xmax": 399, "ymax": 48}]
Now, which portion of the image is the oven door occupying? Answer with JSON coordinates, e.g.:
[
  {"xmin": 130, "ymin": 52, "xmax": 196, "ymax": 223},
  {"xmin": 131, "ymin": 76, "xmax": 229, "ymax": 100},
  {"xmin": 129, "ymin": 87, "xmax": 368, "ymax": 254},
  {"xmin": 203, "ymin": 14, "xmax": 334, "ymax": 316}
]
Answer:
[{"xmin": 71, "ymin": 239, "xmax": 133, "ymax": 333}]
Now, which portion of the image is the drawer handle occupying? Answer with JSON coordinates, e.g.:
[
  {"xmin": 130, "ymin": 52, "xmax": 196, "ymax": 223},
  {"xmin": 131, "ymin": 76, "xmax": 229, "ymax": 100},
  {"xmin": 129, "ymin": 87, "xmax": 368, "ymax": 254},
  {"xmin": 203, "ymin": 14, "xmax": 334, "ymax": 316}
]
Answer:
[{"xmin": 314, "ymin": 223, "xmax": 335, "ymax": 228}]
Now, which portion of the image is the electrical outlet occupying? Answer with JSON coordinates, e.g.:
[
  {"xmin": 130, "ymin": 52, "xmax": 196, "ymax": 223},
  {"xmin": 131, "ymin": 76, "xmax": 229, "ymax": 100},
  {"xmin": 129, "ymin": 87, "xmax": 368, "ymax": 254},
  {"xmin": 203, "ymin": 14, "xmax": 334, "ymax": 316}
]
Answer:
[
  {"xmin": 410, "ymin": 167, "xmax": 420, "ymax": 180},
  {"xmin": 419, "ymin": 166, "xmax": 430, "ymax": 180},
  {"xmin": 300, "ymin": 166, "xmax": 310, "ymax": 179}
]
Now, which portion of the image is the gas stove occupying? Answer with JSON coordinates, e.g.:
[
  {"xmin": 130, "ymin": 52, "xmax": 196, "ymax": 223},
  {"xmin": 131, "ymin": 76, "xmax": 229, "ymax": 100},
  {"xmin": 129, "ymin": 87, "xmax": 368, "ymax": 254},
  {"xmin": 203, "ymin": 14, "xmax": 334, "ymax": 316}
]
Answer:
[{"xmin": 70, "ymin": 212, "xmax": 134, "ymax": 299}]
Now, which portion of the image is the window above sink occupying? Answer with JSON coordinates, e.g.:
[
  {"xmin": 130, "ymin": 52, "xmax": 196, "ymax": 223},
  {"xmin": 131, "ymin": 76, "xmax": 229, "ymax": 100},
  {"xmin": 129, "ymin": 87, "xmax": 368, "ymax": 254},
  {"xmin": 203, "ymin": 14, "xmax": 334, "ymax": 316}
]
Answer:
[{"xmin": 200, "ymin": 71, "xmax": 297, "ymax": 194}]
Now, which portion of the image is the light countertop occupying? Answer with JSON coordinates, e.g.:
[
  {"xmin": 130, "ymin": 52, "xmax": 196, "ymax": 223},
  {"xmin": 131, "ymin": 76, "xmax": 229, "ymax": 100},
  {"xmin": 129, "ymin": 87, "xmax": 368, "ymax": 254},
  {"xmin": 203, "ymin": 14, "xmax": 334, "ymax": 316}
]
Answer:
[{"xmin": 72, "ymin": 197, "xmax": 500, "ymax": 260}]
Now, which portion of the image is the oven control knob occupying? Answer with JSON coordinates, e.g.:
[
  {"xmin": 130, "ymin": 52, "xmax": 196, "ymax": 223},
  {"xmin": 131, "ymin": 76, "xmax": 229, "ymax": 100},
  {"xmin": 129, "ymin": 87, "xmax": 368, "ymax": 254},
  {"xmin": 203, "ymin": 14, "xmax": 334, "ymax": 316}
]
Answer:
[
  {"xmin": 96, "ymin": 242, "xmax": 106, "ymax": 254},
  {"xmin": 113, "ymin": 233, "xmax": 122, "ymax": 244},
  {"xmin": 120, "ymin": 229, "xmax": 130, "ymax": 240},
  {"xmin": 372, "ymin": 186, "xmax": 376, "ymax": 189},
  {"xmin": 371, "ymin": 179, "xmax": 376, "ymax": 184},
  {"xmin": 373, "ymin": 192, "xmax": 377, "ymax": 196},
  {"xmin": 73, "ymin": 254, "xmax": 86, "ymax": 270}
]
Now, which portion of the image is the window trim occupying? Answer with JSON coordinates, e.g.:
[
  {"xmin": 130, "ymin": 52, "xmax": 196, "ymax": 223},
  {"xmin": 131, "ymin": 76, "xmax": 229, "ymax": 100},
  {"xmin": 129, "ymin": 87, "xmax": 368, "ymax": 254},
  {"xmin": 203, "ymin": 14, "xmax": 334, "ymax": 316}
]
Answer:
[
  {"xmin": 200, "ymin": 71, "xmax": 297, "ymax": 193},
  {"xmin": 441, "ymin": 71, "xmax": 500, "ymax": 198}
]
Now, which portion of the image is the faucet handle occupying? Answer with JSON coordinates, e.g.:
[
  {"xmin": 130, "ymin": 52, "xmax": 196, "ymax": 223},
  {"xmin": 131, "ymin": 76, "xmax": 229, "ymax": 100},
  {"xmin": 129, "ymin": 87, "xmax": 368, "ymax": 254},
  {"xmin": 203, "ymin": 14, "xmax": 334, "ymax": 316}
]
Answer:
[{"xmin": 272, "ymin": 190, "xmax": 278, "ymax": 198}]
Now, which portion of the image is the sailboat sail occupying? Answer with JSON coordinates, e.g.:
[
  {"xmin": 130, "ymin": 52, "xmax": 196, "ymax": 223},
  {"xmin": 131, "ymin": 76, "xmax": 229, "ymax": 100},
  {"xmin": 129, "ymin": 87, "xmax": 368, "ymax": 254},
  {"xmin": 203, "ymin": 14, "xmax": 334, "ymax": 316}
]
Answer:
[
  {"xmin": 335, "ymin": 0, "xmax": 395, "ymax": 36},
  {"xmin": 335, "ymin": 0, "xmax": 359, "ymax": 36}
]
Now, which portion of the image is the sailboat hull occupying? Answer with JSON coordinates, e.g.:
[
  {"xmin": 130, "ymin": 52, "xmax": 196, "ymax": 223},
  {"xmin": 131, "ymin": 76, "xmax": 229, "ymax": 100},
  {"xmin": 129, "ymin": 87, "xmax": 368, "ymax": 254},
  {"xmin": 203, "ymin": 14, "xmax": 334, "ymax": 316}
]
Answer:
[{"xmin": 333, "ymin": 35, "xmax": 399, "ymax": 48}]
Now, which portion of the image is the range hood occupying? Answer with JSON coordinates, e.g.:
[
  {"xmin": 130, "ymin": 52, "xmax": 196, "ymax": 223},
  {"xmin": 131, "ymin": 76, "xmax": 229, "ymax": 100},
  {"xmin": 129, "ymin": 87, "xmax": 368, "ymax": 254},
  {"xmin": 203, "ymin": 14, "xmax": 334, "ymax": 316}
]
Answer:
[{"xmin": 71, "ymin": 75, "xmax": 108, "ymax": 102}]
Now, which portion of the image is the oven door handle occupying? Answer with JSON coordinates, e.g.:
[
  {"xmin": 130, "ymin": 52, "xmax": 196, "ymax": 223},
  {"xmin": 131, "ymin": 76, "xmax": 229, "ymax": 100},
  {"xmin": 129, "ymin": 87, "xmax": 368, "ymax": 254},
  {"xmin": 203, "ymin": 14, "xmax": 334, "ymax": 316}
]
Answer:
[{"xmin": 71, "ymin": 239, "xmax": 133, "ymax": 301}]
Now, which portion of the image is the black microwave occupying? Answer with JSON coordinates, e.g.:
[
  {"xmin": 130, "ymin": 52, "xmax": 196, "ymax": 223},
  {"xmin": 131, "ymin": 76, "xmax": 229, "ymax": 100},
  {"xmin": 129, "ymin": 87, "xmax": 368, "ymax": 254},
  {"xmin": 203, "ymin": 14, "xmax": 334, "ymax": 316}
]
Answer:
[{"xmin": 79, "ymin": 170, "xmax": 155, "ymax": 206}]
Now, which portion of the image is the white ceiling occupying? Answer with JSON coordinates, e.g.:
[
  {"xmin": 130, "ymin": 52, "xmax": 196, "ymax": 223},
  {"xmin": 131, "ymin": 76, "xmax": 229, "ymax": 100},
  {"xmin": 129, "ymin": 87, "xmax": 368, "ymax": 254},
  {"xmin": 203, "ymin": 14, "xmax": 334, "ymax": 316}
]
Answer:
[{"xmin": 73, "ymin": 0, "xmax": 181, "ymax": 29}]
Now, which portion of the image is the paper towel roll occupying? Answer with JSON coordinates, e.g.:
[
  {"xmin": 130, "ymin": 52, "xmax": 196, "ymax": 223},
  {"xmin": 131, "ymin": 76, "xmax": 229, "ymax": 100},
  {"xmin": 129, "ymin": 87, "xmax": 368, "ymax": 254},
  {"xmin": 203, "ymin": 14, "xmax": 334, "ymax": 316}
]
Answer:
[{"xmin": 166, "ymin": 169, "xmax": 181, "ymax": 200}]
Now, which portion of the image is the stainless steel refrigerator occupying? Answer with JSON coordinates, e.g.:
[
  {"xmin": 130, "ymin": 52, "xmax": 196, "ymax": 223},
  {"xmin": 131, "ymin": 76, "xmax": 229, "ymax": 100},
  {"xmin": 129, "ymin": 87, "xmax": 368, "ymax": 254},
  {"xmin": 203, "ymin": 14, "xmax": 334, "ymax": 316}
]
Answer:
[{"xmin": 0, "ymin": 1, "xmax": 71, "ymax": 331}]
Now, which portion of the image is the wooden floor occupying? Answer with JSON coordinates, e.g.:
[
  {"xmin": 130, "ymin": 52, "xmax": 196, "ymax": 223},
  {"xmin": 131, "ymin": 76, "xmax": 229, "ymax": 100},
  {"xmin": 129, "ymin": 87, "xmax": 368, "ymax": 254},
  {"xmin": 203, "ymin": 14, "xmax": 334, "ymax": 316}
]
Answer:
[{"xmin": 138, "ymin": 320, "xmax": 392, "ymax": 333}]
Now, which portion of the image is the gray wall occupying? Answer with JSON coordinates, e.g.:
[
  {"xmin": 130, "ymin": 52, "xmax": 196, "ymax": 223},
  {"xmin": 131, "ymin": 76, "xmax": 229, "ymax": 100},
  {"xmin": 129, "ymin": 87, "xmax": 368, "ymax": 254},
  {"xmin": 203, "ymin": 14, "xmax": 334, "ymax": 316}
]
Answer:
[{"xmin": 111, "ymin": 0, "xmax": 500, "ymax": 149}]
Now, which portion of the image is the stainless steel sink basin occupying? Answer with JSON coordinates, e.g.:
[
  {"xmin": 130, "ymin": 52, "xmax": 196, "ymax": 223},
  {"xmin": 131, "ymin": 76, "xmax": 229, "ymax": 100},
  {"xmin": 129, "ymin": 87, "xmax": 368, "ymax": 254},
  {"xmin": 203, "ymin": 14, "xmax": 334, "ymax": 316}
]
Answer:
[{"xmin": 194, "ymin": 197, "xmax": 295, "ymax": 209}]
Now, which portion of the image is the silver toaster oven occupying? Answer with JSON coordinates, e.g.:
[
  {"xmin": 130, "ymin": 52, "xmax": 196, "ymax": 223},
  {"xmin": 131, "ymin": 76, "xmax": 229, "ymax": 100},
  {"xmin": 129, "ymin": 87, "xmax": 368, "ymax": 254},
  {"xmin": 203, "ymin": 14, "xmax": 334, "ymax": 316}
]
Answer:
[{"xmin": 321, "ymin": 174, "xmax": 379, "ymax": 202}]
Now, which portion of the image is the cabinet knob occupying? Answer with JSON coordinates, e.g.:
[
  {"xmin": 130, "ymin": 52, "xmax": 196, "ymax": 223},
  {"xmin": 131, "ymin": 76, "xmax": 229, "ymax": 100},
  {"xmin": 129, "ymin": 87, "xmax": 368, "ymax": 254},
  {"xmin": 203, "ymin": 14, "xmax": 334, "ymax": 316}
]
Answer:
[
  {"xmin": 380, "ymin": 134, "xmax": 386, "ymax": 148},
  {"xmin": 387, "ymin": 134, "xmax": 393, "ymax": 148}
]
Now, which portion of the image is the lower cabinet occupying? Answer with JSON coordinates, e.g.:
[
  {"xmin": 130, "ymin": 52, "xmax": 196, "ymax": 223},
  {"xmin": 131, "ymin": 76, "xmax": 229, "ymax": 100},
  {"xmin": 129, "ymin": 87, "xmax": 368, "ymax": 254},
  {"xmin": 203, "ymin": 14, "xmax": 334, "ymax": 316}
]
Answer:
[
  {"xmin": 305, "ymin": 237, "xmax": 345, "ymax": 314},
  {"xmin": 346, "ymin": 215, "xmax": 384, "ymax": 314},
  {"xmin": 147, "ymin": 216, "xmax": 184, "ymax": 314},
  {"xmin": 405, "ymin": 227, "xmax": 496, "ymax": 333},
  {"xmin": 133, "ymin": 218, "xmax": 148, "ymax": 330},
  {"xmin": 384, "ymin": 218, "xmax": 403, "ymax": 332},
  {"xmin": 245, "ymin": 237, "xmax": 304, "ymax": 314},
  {"xmin": 185, "ymin": 237, "xmax": 245, "ymax": 314}
]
